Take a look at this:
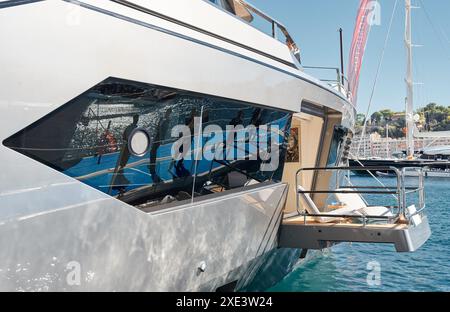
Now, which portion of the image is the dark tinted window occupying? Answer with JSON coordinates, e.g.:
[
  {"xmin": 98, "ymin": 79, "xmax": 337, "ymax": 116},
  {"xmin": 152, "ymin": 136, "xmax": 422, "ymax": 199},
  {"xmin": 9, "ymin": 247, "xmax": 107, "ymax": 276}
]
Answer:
[
  {"xmin": 221, "ymin": 0, "xmax": 236, "ymax": 14},
  {"xmin": 327, "ymin": 126, "xmax": 348, "ymax": 167},
  {"xmin": 4, "ymin": 77, "xmax": 292, "ymax": 208}
]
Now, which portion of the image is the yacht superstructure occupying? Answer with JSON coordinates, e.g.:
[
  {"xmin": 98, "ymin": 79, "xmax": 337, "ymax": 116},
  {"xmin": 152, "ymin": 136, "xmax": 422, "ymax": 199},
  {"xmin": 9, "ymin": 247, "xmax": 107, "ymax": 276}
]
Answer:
[{"xmin": 0, "ymin": 0, "xmax": 430, "ymax": 291}]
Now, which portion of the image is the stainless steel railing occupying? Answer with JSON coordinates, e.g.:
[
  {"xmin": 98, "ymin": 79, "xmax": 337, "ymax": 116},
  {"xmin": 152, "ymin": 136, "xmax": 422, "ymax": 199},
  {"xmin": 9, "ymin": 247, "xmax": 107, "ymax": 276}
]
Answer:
[
  {"xmin": 294, "ymin": 166, "xmax": 426, "ymax": 226},
  {"xmin": 302, "ymin": 66, "xmax": 352, "ymax": 99},
  {"xmin": 234, "ymin": 0, "xmax": 300, "ymax": 61},
  {"xmin": 209, "ymin": 0, "xmax": 301, "ymax": 63},
  {"xmin": 401, "ymin": 167, "xmax": 426, "ymax": 222}
]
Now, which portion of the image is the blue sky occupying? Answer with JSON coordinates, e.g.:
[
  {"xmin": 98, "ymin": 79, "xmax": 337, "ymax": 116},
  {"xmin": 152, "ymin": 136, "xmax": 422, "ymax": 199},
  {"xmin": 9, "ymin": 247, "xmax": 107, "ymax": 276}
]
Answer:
[{"xmin": 249, "ymin": 0, "xmax": 450, "ymax": 114}]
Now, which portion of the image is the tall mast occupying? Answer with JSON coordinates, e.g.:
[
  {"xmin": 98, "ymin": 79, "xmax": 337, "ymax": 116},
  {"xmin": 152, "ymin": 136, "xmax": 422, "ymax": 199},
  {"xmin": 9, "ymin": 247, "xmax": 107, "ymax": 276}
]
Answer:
[{"xmin": 405, "ymin": 0, "xmax": 415, "ymax": 158}]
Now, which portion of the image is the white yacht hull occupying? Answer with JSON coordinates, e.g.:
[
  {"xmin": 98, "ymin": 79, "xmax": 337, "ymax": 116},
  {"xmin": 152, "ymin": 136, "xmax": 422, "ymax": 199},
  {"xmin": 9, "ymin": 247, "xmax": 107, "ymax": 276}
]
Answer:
[
  {"xmin": 0, "ymin": 181, "xmax": 290, "ymax": 291},
  {"xmin": 0, "ymin": 0, "xmax": 354, "ymax": 291}
]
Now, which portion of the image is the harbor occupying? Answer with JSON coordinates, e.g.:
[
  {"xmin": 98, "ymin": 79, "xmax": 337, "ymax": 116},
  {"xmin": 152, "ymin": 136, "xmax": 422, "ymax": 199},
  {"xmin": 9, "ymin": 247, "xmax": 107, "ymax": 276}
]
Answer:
[{"xmin": 271, "ymin": 175, "xmax": 450, "ymax": 291}]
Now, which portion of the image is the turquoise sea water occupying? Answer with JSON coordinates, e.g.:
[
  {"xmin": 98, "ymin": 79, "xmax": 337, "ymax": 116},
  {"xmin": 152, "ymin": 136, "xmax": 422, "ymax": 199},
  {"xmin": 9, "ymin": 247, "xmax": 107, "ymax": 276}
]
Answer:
[{"xmin": 270, "ymin": 177, "xmax": 450, "ymax": 292}]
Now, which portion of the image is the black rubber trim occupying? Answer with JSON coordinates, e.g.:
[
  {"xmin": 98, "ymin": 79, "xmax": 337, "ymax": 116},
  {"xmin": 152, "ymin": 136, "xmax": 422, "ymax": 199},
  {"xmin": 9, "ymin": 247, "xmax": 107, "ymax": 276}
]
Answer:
[
  {"xmin": 109, "ymin": 0, "xmax": 297, "ymax": 69},
  {"xmin": 301, "ymin": 101, "xmax": 326, "ymax": 118},
  {"xmin": 2, "ymin": 0, "xmax": 352, "ymax": 105},
  {"xmin": 63, "ymin": 1, "xmax": 351, "ymax": 104},
  {"xmin": 0, "ymin": 0, "xmax": 43, "ymax": 9}
]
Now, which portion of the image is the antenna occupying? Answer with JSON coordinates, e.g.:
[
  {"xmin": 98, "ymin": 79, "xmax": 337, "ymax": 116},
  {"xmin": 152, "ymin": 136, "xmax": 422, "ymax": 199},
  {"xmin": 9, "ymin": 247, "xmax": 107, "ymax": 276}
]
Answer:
[{"xmin": 339, "ymin": 28, "xmax": 345, "ymax": 85}]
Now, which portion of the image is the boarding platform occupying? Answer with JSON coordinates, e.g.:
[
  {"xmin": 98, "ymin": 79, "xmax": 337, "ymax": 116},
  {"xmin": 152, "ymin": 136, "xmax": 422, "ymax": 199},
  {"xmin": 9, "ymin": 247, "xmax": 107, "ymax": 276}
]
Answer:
[{"xmin": 279, "ymin": 167, "xmax": 431, "ymax": 252}]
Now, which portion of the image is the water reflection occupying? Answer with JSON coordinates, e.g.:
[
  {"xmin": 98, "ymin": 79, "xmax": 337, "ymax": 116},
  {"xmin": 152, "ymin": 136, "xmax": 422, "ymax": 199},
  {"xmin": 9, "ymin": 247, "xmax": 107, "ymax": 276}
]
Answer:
[{"xmin": 269, "ymin": 177, "xmax": 450, "ymax": 292}]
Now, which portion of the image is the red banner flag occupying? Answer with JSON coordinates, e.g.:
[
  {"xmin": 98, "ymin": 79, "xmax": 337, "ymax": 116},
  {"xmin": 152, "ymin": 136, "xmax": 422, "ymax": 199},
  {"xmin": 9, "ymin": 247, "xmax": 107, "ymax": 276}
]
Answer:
[{"xmin": 348, "ymin": 0, "xmax": 374, "ymax": 105}]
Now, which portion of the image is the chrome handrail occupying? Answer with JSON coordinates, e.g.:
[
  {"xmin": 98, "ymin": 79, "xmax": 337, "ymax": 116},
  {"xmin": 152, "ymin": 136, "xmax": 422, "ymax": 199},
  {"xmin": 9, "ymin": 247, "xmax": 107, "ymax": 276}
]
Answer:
[
  {"xmin": 302, "ymin": 66, "xmax": 351, "ymax": 98},
  {"xmin": 401, "ymin": 167, "xmax": 426, "ymax": 222},
  {"xmin": 234, "ymin": 0, "xmax": 300, "ymax": 58},
  {"xmin": 294, "ymin": 166, "xmax": 426, "ymax": 226},
  {"xmin": 211, "ymin": 0, "xmax": 302, "ymax": 62}
]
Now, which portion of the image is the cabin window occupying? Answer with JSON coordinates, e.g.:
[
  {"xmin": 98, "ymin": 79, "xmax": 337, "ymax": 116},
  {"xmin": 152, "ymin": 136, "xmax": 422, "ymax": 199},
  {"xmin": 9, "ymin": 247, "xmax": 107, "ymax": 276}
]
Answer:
[
  {"xmin": 3, "ymin": 77, "xmax": 292, "ymax": 209},
  {"xmin": 220, "ymin": 0, "xmax": 255, "ymax": 23}
]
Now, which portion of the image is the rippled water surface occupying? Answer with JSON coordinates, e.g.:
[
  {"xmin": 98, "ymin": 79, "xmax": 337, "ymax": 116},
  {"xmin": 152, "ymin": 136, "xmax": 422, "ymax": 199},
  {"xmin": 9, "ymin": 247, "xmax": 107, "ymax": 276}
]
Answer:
[{"xmin": 270, "ymin": 177, "xmax": 450, "ymax": 292}]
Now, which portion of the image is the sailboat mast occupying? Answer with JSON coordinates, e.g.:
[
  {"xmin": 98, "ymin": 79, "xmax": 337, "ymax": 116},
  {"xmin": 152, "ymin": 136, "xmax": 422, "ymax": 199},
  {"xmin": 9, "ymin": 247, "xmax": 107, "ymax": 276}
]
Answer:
[{"xmin": 405, "ymin": 0, "xmax": 415, "ymax": 158}]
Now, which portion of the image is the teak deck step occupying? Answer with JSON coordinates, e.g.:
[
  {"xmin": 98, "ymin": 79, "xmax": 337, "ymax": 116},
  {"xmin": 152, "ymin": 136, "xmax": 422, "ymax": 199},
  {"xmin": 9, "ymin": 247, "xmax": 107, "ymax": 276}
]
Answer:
[{"xmin": 283, "ymin": 216, "xmax": 408, "ymax": 228}]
